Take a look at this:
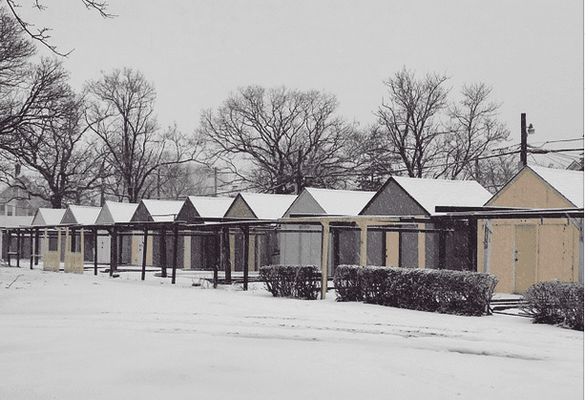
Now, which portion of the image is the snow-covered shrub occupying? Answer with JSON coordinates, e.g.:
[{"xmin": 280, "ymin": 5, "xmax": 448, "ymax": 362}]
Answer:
[
  {"xmin": 333, "ymin": 265, "xmax": 363, "ymax": 302},
  {"xmin": 259, "ymin": 265, "xmax": 322, "ymax": 300},
  {"xmin": 522, "ymin": 281, "xmax": 584, "ymax": 331},
  {"xmin": 334, "ymin": 265, "xmax": 498, "ymax": 316}
]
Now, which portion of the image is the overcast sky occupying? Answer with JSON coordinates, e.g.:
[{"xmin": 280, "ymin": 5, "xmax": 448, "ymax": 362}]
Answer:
[{"xmin": 20, "ymin": 0, "xmax": 584, "ymax": 158}]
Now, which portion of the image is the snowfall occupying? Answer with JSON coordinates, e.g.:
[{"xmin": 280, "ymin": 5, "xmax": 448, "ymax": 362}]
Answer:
[{"xmin": 0, "ymin": 264, "xmax": 582, "ymax": 400}]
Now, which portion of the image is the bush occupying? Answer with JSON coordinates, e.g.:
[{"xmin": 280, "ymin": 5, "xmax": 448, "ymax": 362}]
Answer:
[
  {"xmin": 259, "ymin": 265, "xmax": 322, "ymax": 300},
  {"xmin": 334, "ymin": 265, "xmax": 498, "ymax": 316},
  {"xmin": 522, "ymin": 281, "xmax": 584, "ymax": 331},
  {"xmin": 333, "ymin": 265, "xmax": 363, "ymax": 302}
]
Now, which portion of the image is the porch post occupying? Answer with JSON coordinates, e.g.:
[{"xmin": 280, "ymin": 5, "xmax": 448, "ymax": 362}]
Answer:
[
  {"xmin": 109, "ymin": 227, "xmax": 117, "ymax": 276},
  {"xmin": 221, "ymin": 226, "xmax": 231, "ymax": 284},
  {"xmin": 141, "ymin": 227, "xmax": 148, "ymax": 281},
  {"xmin": 171, "ymin": 224, "xmax": 178, "ymax": 284},
  {"xmin": 357, "ymin": 220, "xmax": 368, "ymax": 267},
  {"xmin": 320, "ymin": 221, "xmax": 330, "ymax": 299},
  {"xmin": 242, "ymin": 225, "xmax": 249, "ymax": 291},
  {"xmin": 93, "ymin": 228, "xmax": 98, "ymax": 275}
]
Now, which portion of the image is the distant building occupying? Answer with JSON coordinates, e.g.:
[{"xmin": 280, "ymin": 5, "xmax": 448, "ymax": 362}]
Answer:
[{"xmin": 0, "ymin": 183, "xmax": 41, "ymax": 218}]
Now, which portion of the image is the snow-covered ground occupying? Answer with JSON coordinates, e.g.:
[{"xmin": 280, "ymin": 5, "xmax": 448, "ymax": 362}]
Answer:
[{"xmin": 0, "ymin": 265, "xmax": 582, "ymax": 400}]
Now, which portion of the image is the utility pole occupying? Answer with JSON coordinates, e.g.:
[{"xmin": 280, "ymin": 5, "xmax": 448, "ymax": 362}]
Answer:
[
  {"xmin": 520, "ymin": 113, "xmax": 535, "ymax": 167},
  {"xmin": 521, "ymin": 113, "xmax": 527, "ymax": 166}
]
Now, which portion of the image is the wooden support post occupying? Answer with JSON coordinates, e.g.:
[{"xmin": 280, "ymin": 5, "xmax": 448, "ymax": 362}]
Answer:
[
  {"xmin": 34, "ymin": 229, "xmax": 39, "ymax": 266},
  {"xmin": 242, "ymin": 226, "xmax": 249, "ymax": 291},
  {"xmin": 118, "ymin": 231, "xmax": 123, "ymax": 265},
  {"xmin": 357, "ymin": 221, "xmax": 368, "ymax": 267},
  {"xmin": 109, "ymin": 228, "xmax": 118, "ymax": 276},
  {"xmin": 141, "ymin": 228, "xmax": 148, "ymax": 281},
  {"xmin": 71, "ymin": 228, "xmax": 77, "ymax": 253},
  {"xmin": 171, "ymin": 225, "xmax": 178, "ymax": 284},
  {"xmin": 438, "ymin": 221, "xmax": 446, "ymax": 270},
  {"xmin": 221, "ymin": 226, "xmax": 231, "ymax": 284},
  {"xmin": 6, "ymin": 230, "xmax": 12, "ymax": 266},
  {"xmin": 16, "ymin": 229, "xmax": 21, "ymax": 268},
  {"xmin": 468, "ymin": 219, "xmax": 478, "ymax": 272},
  {"xmin": 29, "ymin": 229, "xmax": 34, "ymax": 269},
  {"xmin": 160, "ymin": 227, "xmax": 167, "ymax": 278},
  {"xmin": 320, "ymin": 221, "xmax": 330, "ymax": 299},
  {"xmin": 93, "ymin": 228, "xmax": 98, "ymax": 275}
]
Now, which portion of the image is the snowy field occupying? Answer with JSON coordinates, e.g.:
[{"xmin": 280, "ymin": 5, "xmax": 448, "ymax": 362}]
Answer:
[{"xmin": 0, "ymin": 265, "xmax": 583, "ymax": 400}]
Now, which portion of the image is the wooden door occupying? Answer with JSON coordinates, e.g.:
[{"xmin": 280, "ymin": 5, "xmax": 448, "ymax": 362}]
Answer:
[{"xmin": 514, "ymin": 225, "xmax": 537, "ymax": 293}]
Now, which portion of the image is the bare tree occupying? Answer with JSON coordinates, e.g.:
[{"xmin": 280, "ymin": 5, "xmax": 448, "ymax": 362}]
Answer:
[
  {"xmin": 434, "ymin": 83, "xmax": 510, "ymax": 180},
  {"xmin": 4, "ymin": 0, "xmax": 113, "ymax": 56},
  {"xmin": 85, "ymin": 69, "xmax": 198, "ymax": 203},
  {"xmin": 374, "ymin": 67, "xmax": 450, "ymax": 178},
  {"xmin": 199, "ymin": 85, "xmax": 356, "ymax": 194},
  {"xmin": 472, "ymin": 153, "xmax": 517, "ymax": 194},
  {"xmin": 0, "ymin": 6, "xmax": 35, "ymax": 86},
  {"xmin": 140, "ymin": 162, "xmax": 214, "ymax": 200},
  {"xmin": 0, "ymin": 59, "xmax": 104, "ymax": 208}
]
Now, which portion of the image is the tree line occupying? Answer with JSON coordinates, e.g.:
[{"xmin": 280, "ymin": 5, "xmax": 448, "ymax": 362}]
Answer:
[{"xmin": 0, "ymin": 5, "xmax": 517, "ymax": 209}]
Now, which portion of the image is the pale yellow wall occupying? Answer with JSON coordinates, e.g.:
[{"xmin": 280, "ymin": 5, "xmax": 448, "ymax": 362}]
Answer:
[
  {"xmin": 417, "ymin": 223, "xmax": 425, "ymax": 269},
  {"xmin": 488, "ymin": 223, "xmax": 515, "ymax": 293},
  {"xmin": 483, "ymin": 218, "xmax": 580, "ymax": 293},
  {"xmin": 385, "ymin": 232, "xmax": 399, "ymax": 267},
  {"xmin": 482, "ymin": 168, "xmax": 582, "ymax": 293}
]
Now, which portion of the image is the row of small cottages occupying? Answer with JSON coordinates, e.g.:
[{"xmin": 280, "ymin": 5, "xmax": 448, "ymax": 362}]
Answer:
[{"xmin": 2, "ymin": 165, "xmax": 583, "ymax": 293}]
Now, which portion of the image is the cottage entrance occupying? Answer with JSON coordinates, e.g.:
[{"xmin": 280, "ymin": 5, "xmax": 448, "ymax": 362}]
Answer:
[{"xmin": 514, "ymin": 225, "xmax": 537, "ymax": 293}]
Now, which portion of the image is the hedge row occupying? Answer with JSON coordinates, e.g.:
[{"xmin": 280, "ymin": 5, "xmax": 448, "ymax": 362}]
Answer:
[
  {"xmin": 334, "ymin": 265, "xmax": 498, "ymax": 316},
  {"xmin": 259, "ymin": 265, "xmax": 322, "ymax": 300},
  {"xmin": 521, "ymin": 281, "xmax": 584, "ymax": 331}
]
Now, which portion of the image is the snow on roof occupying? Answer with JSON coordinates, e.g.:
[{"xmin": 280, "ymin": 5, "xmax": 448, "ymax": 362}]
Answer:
[
  {"xmin": 530, "ymin": 165, "xmax": 584, "ymax": 208},
  {"xmin": 393, "ymin": 176, "xmax": 492, "ymax": 215},
  {"xmin": 0, "ymin": 215, "xmax": 34, "ymax": 228},
  {"xmin": 238, "ymin": 193, "xmax": 297, "ymax": 219},
  {"xmin": 32, "ymin": 208, "xmax": 66, "ymax": 226},
  {"xmin": 140, "ymin": 199, "xmax": 185, "ymax": 222},
  {"xmin": 304, "ymin": 187, "xmax": 376, "ymax": 215},
  {"xmin": 186, "ymin": 196, "xmax": 234, "ymax": 218},
  {"xmin": 95, "ymin": 201, "xmax": 139, "ymax": 224},
  {"xmin": 62, "ymin": 205, "xmax": 101, "ymax": 225}
]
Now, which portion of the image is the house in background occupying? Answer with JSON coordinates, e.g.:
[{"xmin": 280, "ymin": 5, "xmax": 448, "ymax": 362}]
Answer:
[
  {"xmin": 224, "ymin": 193, "xmax": 297, "ymax": 271},
  {"xmin": 0, "ymin": 182, "xmax": 41, "ymax": 218},
  {"xmin": 176, "ymin": 196, "xmax": 234, "ymax": 270},
  {"xmin": 280, "ymin": 187, "xmax": 376, "ymax": 272},
  {"xmin": 360, "ymin": 176, "xmax": 492, "ymax": 271},
  {"xmin": 478, "ymin": 165, "xmax": 583, "ymax": 293}
]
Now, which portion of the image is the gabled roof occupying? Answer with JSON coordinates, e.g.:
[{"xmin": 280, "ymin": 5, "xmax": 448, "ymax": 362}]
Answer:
[
  {"xmin": 95, "ymin": 201, "xmax": 139, "ymax": 224},
  {"xmin": 61, "ymin": 205, "xmax": 101, "ymax": 225},
  {"xmin": 186, "ymin": 196, "xmax": 234, "ymax": 218},
  {"xmin": 31, "ymin": 208, "xmax": 66, "ymax": 226},
  {"xmin": 486, "ymin": 165, "xmax": 584, "ymax": 208},
  {"xmin": 393, "ymin": 177, "xmax": 492, "ymax": 215},
  {"xmin": 284, "ymin": 187, "xmax": 376, "ymax": 217},
  {"xmin": 529, "ymin": 165, "xmax": 583, "ymax": 208},
  {"xmin": 225, "ymin": 193, "xmax": 297, "ymax": 219},
  {"xmin": 131, "ymin": 199, "xmax": 185, "ymax": 222},
  {"xmin": 362, "ymin": 176, "xmax": 492, "ymax": 216}
]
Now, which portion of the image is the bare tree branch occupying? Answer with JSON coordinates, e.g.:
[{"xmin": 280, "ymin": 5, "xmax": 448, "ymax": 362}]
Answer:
[
  {"xmin": 199, "ymin": 85, "xmax": 357, "ymax": 194},
  {"xmin": 4, "ymin": 0, "xmax": 115, "ymax": 56}
]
